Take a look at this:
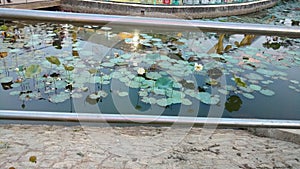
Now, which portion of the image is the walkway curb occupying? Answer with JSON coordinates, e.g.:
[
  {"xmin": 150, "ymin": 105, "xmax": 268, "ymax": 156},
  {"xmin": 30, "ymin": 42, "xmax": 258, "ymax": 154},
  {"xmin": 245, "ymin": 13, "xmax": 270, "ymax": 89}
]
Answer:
[{"xmin": 248, "ymin": 128, "xmax": 300, "ymax": 145}]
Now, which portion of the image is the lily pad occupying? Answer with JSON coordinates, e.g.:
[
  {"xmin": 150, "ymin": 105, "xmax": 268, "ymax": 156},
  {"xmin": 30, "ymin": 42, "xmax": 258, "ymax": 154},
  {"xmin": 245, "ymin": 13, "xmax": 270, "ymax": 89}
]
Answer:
[
  {"xmin": 25, "ymin": 65, "xmax": 42, "ymax": 78},
  {"xmin": 46, "ymin": 56, "xmax": 61, "ymax": 66},
  {"xmin": 49, "ymin": 92, "xmax": 70, "ymax": 103},
  {"xmin": 182, "ymin": 98, "xmax": 192, "ymax": 105},
  {"xmin": 249, "ymin": 84, "xmax": 261, "ymax": 91},
  {"xmin": 155, "ymin": 77, "xmax": 173, "ymax": 89},
  {"xmin": 157, "ymin": 98, "xmax": 169, "ymax": 107},
  {"xmin": 118, "ymin": 91, "xmax": 128, "ymax": 97},
  {"xmin": 196, "ymin": 92, "xmax": 219, "ymax": 105},
  {"xmin": 9, "ymin": 91, "xmax": 21, "ymax": 96},
  {"xmin": 242, "ymin": 93, "xmax": 255, "ymax": 99},
  {"xmin": 0, "ymin": 77, "xmax": 13, "ymax": 83},
  {"xmin": 260, "ymin": 89, "xmax": 275, "ymax": 96},
  {"xmin": 146, "ymin": 72, "xmax": 162, "ymax": 80},
  {"xmin": 290, "ymin": 80, "xmax": 299, "ymax": 84}
]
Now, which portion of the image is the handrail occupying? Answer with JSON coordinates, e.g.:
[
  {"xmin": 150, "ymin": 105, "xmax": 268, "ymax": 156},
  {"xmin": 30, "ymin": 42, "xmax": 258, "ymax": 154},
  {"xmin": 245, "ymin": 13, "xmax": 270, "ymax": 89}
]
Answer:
[
  {"xmin": 1, "ymin": 110, "xmax": 300, "ymax": 128},
  {"xmin": 0, "ymin": 8, "xmax": 299, "ymax": 37}
]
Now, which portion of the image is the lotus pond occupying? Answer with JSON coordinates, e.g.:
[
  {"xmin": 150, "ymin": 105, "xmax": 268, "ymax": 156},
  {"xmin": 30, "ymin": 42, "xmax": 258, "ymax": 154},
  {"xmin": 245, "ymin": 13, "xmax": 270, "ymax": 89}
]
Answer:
[{"xmin": 0, "ymin": 21, "xmax": 299, "ymax": 120}]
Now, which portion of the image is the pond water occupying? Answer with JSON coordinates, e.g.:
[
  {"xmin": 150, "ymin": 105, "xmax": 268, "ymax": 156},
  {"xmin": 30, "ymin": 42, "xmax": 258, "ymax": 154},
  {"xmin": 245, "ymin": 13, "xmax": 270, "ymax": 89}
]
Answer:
[{"xmin": 0, "ymin": 20, "xmax": 299, "ymax": 120}]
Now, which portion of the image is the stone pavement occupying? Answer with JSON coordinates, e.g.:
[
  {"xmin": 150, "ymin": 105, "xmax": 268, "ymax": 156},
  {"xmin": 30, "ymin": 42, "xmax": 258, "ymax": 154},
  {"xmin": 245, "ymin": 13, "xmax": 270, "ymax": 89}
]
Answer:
[{"xmin": 0, "ymin": 124, "xmax": 300, "ymax": 169}]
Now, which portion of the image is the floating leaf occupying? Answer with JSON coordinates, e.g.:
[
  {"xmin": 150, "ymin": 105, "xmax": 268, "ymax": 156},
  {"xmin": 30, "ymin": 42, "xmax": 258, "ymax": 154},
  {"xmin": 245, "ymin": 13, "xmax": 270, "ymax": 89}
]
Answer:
[
  {"xmin": 243, "ymin": 93, "xmax": 255, "ymax": 99},
  {"xmin": 11, "ymin": 83, "xmax": 21, "ymax": 88},
  {"xmin": 245, "ymin": 73, "xmax": 264, "ymax": 81},
  {"xmin": 218, "ymin": 88, "xmax": 229, "ymax": 95},
  {"xmin": 63, "ymin": 64, "xmax": 74, "ymax": 71},
  {"xmin": 157, "ymin": 98, "xmax": 168, "ymax": 107},
  {"xmin": 46, "ymin": 56, "xmax": 61, "ymax": 66},
  {"xmin": 249, "ymin": 84, "xmax": 261, "ymax": 91},
  {"xmin": 9, "ymin": 91, "xmax": 21, "ymax": 96},
  {"xmin": 146, "ymin": 72, "xmax": 162, "ymax": 80},
  {"xmin": 49, "ymin": 92, "xmax": 70, "ymax": 103},
  {"xmin": 290, "ymin": 80, "xmax": 299, "ymax": 84},
  {"xmin": 260, "ymin": 89, "xmax": 275, "ymax": 96},
  {"xmin": 155, "ymin": 77, "xmax": 173, "ymax": 89},
  {"xmin": 25, "ymin": 65, "xmax": 42, "ymax": 78},
  {"xmin": 118, "ymin": 91, "xmax": 128, "ymax": 97},
  {"xmin": 0, "ymin": 25, "xmax": 8, "ymax": 31},
  {"xmin": 234, "ymin": 75, "xmax": 247, "ymax": 87},
  {"xmin": 0, "ymin": 77, "xmax": 13, "ymax": 83},
  {"xmin": 88, "ymin": 68, "xmax": 97, "ymax": 75},
  {"xmin": 196, "ymin": 92, "xmax": 220, "ymax": 105},
  {"xmin": 182, "ymin": 98, "xmax": 192, "ymax": 105}
]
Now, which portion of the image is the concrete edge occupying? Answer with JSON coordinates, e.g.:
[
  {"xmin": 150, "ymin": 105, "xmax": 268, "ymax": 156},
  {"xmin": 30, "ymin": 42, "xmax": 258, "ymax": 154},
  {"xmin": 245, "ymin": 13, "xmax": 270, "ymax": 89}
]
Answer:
[
  {"xmin": 248, "ymin": 128, "xmax": 300, "ymax": 145},
  {"xmin": 60, "ymin": 0, "xmax": 278, "ymax": 19},
  {"xmin": 0, "ymin": 0, "xmax": 60, "ymax": 9}
]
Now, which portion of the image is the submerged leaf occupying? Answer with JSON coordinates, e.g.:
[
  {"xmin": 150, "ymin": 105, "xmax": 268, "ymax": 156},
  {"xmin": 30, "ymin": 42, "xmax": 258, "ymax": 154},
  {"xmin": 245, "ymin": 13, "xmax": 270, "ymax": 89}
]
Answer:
[
  {"xmin": 225, "ymin": 95, "xmax": 242, "ymax": 112},
  {"xmin": 63, "ymin": 64, "xmax": 74, "ymax": 71},
  {"xmin": 25, "ymin": 65, "xmax": 42, "ymax": 78},
  {"xmin": 46, "ymin": 56, "xmax": 61, "ymax": 66}
]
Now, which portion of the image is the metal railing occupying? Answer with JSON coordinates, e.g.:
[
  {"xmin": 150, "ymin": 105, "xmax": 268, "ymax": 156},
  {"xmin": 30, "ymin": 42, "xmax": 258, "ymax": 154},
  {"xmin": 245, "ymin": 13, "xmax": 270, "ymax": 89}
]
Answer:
[
  {"xmin": 0, "ymin": 8, "xmax": 299, "ymax": 37},
  {"xmin": 1, "ymin": 110, "xmax": 300, "ymax": 128}
]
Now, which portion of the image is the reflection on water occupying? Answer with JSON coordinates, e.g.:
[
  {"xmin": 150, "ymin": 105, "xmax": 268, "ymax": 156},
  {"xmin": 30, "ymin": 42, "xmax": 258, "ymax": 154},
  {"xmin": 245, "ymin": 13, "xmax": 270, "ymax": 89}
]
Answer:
[{"xmin": 0, "ymin": 21, "xmax": 299, "ymax": 120}]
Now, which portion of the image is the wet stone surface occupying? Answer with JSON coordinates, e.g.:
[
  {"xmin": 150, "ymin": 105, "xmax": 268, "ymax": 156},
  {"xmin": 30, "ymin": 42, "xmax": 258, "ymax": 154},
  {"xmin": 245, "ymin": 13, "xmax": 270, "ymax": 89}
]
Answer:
[{"xmin": 0, "ymin": 124, "xmax": 300, "ymax": 169}]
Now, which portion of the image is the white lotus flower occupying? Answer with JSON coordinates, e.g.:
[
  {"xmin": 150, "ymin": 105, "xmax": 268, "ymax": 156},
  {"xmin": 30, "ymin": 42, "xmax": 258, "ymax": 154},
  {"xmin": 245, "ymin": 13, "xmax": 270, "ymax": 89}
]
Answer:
[
  {"xmin": 137, "ymin": 67, "xmax": 145, "ymax": 75},
  {"xmin": 194, "ymin": 63, "xmax": 203, "ymax": 72}
]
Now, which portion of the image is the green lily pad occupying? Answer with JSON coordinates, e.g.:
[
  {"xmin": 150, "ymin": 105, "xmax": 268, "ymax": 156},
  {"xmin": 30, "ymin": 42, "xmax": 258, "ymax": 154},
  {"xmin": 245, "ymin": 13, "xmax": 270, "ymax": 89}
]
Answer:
[
  {"xmin": 10, "ymin": 83, "xmax": 20, "ymax": 88},
  {"xmin": 155, "ymin": 77, "xmax": 173, "ymax": 89},
  {"xmin": 182, "ymin": 98, "xmax": 192, "ymax": 105},
  {"xmin": 9, "ymin": 91, "xmax": 21, "ymax": 96},
  {"xmin": 49, "ymin": 92, "xmax": 70, "ymax": 103},
  {"xmin": 118, "ymin": 91, "xmax": 128, "ymax": 97},
  {"xmin": 102, "ymin": 62, "xmax": 115, "ymax": 67},
  {"xmin": 139, "ymin": 90, "xmax": 148, "ymax": 97},
  {"xmin": 157, "ymin": 98, "xmax": 169, "ymax": 107},
  {"xmin": 146, "ymin": 72, "xmax": 162, "ymax": 80},
  {"xmin": 0, "ymin": 77, "xmax": 13, "ymax": 83},
  {"xmin": 218, "ymin": 88, "xmax": 229, "ymax": 95},
  {"xmin": 242, "ymin": 93, "xmax": 255, "ymax": 99},
  {"xmin": 25, "ymin": 65, "xmax": 42, "ymax": 78},
  {"xmin": 260, "ymin": 89, "xmax": 275, "ymax": 96},
  {"xmin": 290, "ymin": 80, "xmax": 299, "ymax": 84},
  {"xmin": 196, "ymin": 92, "xmax": 219, "ymax": 105},
  {"xmin": 245, "ymin": 73, "xmax": 264, "ymax": 81},
  {"xmin": 46, "ymin": 56, "xmax": 61, "ymax": 66},
  {"xmin": 288, "ymin": 85, "xmax": 297, "ymax": 90},
  {"xmin": 249, "ymin": 84, "xmax": 262, "ymax": 91},
  {"xmin": 234, "ymin": 76, "xmax": 247, "ymax": 87}
]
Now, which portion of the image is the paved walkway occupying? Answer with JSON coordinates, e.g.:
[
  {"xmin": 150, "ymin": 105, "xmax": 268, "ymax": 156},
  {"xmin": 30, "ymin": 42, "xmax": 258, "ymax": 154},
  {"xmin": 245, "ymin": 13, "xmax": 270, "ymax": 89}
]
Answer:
[{"xmin": 1, "ymin": 124, "xmax": 300, "ymax": 168}]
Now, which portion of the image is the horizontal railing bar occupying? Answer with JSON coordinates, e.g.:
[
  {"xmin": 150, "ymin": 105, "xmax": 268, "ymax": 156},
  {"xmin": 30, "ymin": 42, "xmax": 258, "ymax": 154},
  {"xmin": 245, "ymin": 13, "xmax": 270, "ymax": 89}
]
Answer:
[
  {"xmin": 1, "ymin": 110, "xmax": 300, "ymax": 128},
  {"xmin": 0, "ymin": 8, "xmax": 299, "ymax": 37}
]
